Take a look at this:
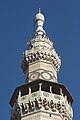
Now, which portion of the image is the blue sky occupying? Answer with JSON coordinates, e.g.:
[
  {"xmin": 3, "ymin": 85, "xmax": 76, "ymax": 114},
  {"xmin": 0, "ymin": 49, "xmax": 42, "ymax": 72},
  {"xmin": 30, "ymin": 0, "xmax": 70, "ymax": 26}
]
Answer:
[{"xmin": 0, "ymin": 0, "xmax": 80, "ymax": 119}]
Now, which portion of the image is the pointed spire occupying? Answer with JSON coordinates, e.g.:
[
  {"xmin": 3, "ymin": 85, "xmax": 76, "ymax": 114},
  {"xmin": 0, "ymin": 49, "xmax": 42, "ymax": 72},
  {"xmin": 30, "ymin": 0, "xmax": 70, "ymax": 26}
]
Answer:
[{"xmin": 38, "ymin": 7, "xmax": 41, "ymax": 13}]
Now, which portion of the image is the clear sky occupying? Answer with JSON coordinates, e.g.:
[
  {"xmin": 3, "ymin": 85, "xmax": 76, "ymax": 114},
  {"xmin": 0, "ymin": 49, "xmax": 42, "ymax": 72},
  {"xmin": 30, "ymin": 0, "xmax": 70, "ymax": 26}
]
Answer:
[{"xmin": 0, "ymin": 0, "xmax": 80, "ymax": 119}]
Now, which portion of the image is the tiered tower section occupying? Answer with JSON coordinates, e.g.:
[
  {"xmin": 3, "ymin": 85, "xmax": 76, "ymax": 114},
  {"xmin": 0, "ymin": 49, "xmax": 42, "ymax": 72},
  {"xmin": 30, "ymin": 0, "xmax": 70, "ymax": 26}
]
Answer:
[
  {"xmin": 21, "ymin": 8, "xmax": 61, "ymax": 83},
  {"xmin": 10, "ymin": 9, "xmax": 73, "ymax": 120}
]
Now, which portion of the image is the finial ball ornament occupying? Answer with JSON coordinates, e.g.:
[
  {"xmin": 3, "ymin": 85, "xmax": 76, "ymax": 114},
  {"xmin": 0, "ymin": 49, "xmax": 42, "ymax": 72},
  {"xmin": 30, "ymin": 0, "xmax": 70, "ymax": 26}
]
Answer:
[
  {"xmin": 35, "ymin": 8, "xmax": 45, "ymax": 27},
  {"xmin": 35, "ymin": 12, "xmax": 45, "ymax": 22}
]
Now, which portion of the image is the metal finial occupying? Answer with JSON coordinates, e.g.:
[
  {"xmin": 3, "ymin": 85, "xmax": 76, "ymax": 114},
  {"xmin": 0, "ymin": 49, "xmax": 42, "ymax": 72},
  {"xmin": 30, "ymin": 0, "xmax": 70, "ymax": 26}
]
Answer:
[{"xmin": 38, "ymin": 8, "xmax": 41, "ymax": 13}]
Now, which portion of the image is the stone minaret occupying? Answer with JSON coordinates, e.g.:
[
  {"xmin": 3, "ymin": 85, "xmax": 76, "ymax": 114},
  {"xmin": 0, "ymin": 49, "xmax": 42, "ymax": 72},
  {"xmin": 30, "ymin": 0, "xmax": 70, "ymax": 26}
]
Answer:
[{"xmin": 10, "ymin": 8, "xmax": 73, "ymax": 120}]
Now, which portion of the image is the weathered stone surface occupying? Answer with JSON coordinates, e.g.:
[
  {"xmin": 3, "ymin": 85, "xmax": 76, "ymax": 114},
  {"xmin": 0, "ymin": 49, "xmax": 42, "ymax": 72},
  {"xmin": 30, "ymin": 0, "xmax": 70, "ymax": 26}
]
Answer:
[{"xmin": 10, "ymin": 9, "xmax": 73, "ymax": 120}]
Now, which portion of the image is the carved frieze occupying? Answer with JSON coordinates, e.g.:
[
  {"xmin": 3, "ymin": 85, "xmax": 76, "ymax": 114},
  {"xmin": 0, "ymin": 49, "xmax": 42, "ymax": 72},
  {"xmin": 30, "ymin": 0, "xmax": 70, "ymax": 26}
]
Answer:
[
  {"xmin": 19, "ymin": 97, "xmax": 72, "ymax": 120},
  {"xmin": 23, "ymin": 51, "xmax": 61, "ymax": 72}
]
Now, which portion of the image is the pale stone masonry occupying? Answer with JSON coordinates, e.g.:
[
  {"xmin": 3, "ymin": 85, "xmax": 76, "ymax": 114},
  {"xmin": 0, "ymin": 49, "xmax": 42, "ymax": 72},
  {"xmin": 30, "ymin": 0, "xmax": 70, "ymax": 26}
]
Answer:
[
  {"xmin": 21, "ymin": 8, "xmax": 61, "ymax": 83},
  {"xmin": 10, "ymin": 8, "xmax": 73, "ymax": 120}
]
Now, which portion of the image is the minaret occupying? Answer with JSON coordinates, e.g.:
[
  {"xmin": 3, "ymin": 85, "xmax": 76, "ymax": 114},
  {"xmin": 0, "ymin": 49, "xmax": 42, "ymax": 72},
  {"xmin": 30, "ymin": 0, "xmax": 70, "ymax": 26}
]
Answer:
[
  {"xmin": 10, "ymin": 9, "xmax": 73, "ymax": 120},
  {"xmin": 21, "ymin": 8, "xmax": 61, "ymax": 83}
]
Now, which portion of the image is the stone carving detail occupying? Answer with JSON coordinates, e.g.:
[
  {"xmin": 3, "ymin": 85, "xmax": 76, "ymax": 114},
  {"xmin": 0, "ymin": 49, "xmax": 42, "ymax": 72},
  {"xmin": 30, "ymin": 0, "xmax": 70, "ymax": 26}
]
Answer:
[
  {"xmin": 10, "ymin": 103, "xmax": 21, "ymax": 120},
  {"xmin": 33, "ymin": 32, "xmax": 46, "ymax": 40},
  {"xmin": 22, "ymin": 51, "xmax": 61, "ymax": 73},
  {"xmin": 20, "ymin": 97, "xmax": 72, "ymax": 120}
]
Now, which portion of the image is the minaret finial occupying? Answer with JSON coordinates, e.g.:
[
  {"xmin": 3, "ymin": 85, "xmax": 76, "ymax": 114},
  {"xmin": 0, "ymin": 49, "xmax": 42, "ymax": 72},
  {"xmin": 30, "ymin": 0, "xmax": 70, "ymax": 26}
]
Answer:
[
  {"xmin": 38, "ymin": 7, "xmax": 41, "ymax": 13},
  {"xmin": 35, "ymin": 8, "xmax": 46, "ymax": 37}
]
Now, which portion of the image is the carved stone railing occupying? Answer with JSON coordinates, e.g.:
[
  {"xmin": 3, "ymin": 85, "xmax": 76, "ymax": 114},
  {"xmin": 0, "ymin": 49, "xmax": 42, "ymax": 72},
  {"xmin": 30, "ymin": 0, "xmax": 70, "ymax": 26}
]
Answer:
[
  {"xmin": 19, "ymin": 97, "xmax": 72, "ymax": 120},
  {"xmin": 10, "ymin": 103, "xmax": 21, "ymax": 120},
  {"xmin": 11, "ymin": 97, "xmax": 72, "ymax": 120}
]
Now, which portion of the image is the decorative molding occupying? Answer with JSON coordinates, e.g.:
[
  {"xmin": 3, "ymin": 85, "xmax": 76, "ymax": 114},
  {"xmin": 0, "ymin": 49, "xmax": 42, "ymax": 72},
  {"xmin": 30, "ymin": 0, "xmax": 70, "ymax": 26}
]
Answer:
[
  {"xmin": 17, "ymin": 98, "xmax": 72, "ymax": 120},
  {"xmin": 24, "ymin": 51, "xmax": 61, "ymax": 71},
  {"xmin": 43, "ymin": 92, "xmax": 49, "ymax": 97},
  {"xmin": 10, "ymin": 103, "xmax": 21, "ymax": 120},
  {"xmin": 21, "ymin": 51, "xmax": 61, "ymax": 74},
  {"xmin": 54, "ymin": 95, "xmax": 61, "ymax": 100}
]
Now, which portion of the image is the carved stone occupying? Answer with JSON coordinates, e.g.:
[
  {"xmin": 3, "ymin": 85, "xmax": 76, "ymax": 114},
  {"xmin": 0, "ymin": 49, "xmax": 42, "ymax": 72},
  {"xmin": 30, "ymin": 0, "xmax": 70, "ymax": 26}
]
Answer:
[{"xmin": 17, "ymin": 97, "xmax": 73, "ymax": 120}]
